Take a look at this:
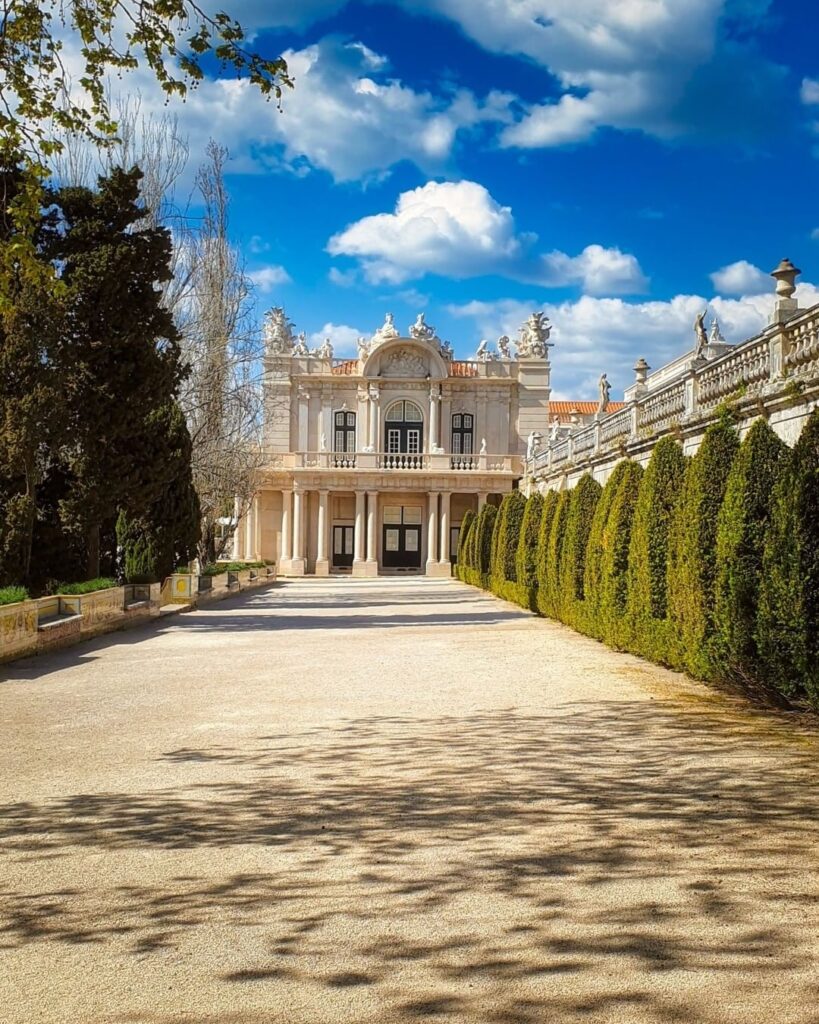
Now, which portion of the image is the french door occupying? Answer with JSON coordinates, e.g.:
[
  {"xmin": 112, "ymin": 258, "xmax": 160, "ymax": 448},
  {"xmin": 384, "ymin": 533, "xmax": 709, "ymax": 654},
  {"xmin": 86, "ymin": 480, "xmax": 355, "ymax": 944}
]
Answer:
[
  {"xmin": 382, "ymin": 505, "xmax": 422, "ymax": 569},
  {"xmin": 332, "ymin": 525, "xmax": 354, "ymax": 568}
]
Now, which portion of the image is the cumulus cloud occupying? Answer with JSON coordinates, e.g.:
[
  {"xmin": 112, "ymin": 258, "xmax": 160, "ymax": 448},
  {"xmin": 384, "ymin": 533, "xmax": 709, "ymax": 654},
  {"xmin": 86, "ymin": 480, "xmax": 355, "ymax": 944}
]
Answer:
[
  {"xmin": 801, "ymin": 78, "xmax": 819, "ymax": 105},
  {"xmin": 308, "ymin": 322, "xmax": 363, "ymax": 357},
  {"xmin": 328, "ymin": 179, "xmax": 646, "ymax": 293},
  {"xmin": 709, "ymin": 259, "xmax": 770, "ymax": 295},
  {"xmin": 248, "ymin": 265, "xmax": 291, "ymax": 292},
  {"xmin": 449, "ymin": 279, "xmax": 819, "ymax": 400}
]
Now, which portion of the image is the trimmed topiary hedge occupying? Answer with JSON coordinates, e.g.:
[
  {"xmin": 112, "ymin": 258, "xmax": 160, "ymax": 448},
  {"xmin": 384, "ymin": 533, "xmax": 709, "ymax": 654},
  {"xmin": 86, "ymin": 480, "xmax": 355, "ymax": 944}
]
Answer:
[
  {"xmin": 712, "ymin": 419, "xmax": 788, "ymax": 688},
  {"xmin": 757, "ymin": 409, "xmax": 819, "ymax": 704},
  {"xmin": 514, "ymin": 492, "xmax": 544, "ymax": 610},
  {"xmin": 491, "ymin": 491, "xmax": 527, "ymax": 602},
  {"xmin": 453, "ymin": 413, "xmax": 819, "ymax": 711},
  {"xmin": 626, "ymin": 437, "xmax": 687, "ymax": 665},
  {"xmin": 584, "ymin": 460, "xmax": 642, "ymax": 645},
  {"xmin": 538, "ymin": 490, "xmax": 570, "ymax": 620},
  {"xmin": 456, "ymin": 509, "xmax": 476, "ymax": 582},
  {"xmin": 559, "ymin": 474, "xmax": 602, "ymax": 630},
  {"xmin": 666, "ymin": 413, "xmax": 740, "ymax": 677}
]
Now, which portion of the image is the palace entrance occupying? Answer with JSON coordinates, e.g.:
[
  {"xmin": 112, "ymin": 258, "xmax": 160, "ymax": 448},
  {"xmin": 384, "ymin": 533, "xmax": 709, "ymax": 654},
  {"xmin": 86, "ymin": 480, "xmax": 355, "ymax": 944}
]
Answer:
[
  {"xmin": 332, "ymin": 525, "xmax": 354, "ymax": 569},
  {"xmin": 382, "ymin": 505, "xmax": 422, "ymax": 570}
]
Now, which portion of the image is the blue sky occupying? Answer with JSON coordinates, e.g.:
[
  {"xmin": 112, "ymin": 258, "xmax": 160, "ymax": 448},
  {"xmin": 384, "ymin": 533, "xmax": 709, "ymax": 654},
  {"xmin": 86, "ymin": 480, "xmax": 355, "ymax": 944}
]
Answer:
[{"xmin": 133, "ymin": 1, "xmax": 819, "ymax": 397}]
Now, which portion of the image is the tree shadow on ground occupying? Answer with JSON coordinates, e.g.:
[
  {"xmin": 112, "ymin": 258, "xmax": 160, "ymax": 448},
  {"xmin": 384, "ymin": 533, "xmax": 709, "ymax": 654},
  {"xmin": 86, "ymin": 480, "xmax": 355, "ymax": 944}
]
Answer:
[{"xmin": 3, "ymin": 701, "xmax": 819, "ymax": 1022}]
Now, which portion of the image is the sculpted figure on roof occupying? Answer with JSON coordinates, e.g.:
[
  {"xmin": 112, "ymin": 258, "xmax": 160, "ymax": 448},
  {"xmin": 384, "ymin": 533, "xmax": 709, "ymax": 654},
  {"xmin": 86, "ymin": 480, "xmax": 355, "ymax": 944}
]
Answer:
[
  {"xmin": 372, "ymin": 312, "xmax": 400, "ymax": 345},
  {"xmin": 263, "ymin": 306, "xmax": 296, "ymax": 354},
  {"xmin": 516, "ymin": 312, "xmax": 552, "ymax": 358},
  {"xmin": 409, "ymin": 313, "xmax": 439, "ymax": 344}
]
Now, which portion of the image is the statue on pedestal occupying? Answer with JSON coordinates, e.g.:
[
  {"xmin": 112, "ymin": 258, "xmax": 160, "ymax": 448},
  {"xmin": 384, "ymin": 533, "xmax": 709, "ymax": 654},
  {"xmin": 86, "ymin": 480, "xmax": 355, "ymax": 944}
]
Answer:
[
  {"xmin": 357, "ymin": 336, "xmax": 370, "ymax": 360},
  {"xmin": 694, "ymin": 309, "xmax": 709, "ymax": 357},
  {"xmin": 497, "ymin": 335, "xmax": 511, "ymax": 358},
  {"xmin": 516, "ymin": 312, "xmax": 552, "ymax": 358},
  {"xmin": 597, "ymin": 373, "xmax": 611, "ymax": 414},
  {"xmin": 263, "ymin": 307, "xmax": 296, "ymax": 354},
  {"xmin": 476, "ymin": 339, "xmax": 489, "ymax": 361},
  {"xmin": 293, "ymin": 332, "xmax": 309, "ymax": 356},
  {"xmin": 372, "ymin": 312, "xmax": 399, "ymax": 345},
  {"xmin": 318, "ymin": 337, "xmax": 334, "ymax": 359}
]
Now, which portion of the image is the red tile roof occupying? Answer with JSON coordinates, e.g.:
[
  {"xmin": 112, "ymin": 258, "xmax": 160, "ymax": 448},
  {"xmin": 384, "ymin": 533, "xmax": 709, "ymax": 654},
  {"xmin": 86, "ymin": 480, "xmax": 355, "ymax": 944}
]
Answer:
[
  {"xmin": 450, "ymin": 361, "xmax": 479, "ymax": 377},
  {"xmin": 549, "ymin": 400, "xmax": 626, "ymax": 423}
]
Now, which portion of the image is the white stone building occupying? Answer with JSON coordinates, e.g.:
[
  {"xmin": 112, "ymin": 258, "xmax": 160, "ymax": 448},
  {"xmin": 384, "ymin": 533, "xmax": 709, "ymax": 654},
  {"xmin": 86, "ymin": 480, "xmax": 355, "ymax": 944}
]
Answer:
[{"xmin": 235, "ymin": 310, "xmax": 554, "ymax": 576}]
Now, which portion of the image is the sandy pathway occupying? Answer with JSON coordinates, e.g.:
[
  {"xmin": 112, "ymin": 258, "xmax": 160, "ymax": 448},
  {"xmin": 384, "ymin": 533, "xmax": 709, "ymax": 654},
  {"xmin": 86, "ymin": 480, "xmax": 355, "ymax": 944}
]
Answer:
[{"xmin": 1, "ymin": 578, "xmax": 819, "ymax": 1024}]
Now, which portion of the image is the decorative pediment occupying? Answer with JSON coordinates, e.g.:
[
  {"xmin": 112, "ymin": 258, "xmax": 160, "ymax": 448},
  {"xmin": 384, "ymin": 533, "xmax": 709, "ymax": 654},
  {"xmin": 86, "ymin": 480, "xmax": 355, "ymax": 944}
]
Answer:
[{"xmin": 381, "ymin": 347, "xmax": 429, "ymax": 378}]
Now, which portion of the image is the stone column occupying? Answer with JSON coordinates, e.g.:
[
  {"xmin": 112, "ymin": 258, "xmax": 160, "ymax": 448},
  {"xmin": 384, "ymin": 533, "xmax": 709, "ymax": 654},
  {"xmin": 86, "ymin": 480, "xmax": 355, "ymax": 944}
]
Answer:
[
  {"xmin": 366, "ymin": 491, "xmax": 378, "ymax": 565},
  {"xmin": 245, "ymin": 499, "xmax": 254, "ymax": 560},
  {"xmin": 426, "ymin": 492, "xmax": 439, "ymax": 573},
  {"xmin": 280, "ymin": 490, "xmax": 292, "ymax": 572},
  {"xmin": 353, "ymin": 491, "xmax": 366, "ymax": 567},
  {"xmin": 429, "ymin": 384, "xmax": 440, "ymax": 451},
  {"xmin": 478, "ymin": 491, "xmax": 488, "ymax": 509},
  {"xmin": 297, "ymin": 385, "xmax": 310, "ymax": 452},
  {"xmin": 253, "ymin": 494, "xmax": 261, "ymax": 561},
  {"xmin": 368, "ymin": 386, "xmax": 380, "ymax": 452},
  {"xmin": 291, "ymin": 488, "xmax": 305, "ymax": 575},
  {"xmin": 233, "ymin": 496, "xmax": 244, "ymax": 560},
  {"xmin": 315, "ymin": 490, "xmax": 329, "ymax": 576},
  {"xmin": 439, "ymin": 492, "xmax": 451, "ymax": 568}
]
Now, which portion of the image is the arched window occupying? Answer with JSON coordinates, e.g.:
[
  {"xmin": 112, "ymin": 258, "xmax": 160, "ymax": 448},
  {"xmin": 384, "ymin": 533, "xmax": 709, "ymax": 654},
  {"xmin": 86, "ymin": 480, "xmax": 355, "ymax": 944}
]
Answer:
[
  {"xmin": 384, "ymin": 400, "xmax": 424, "ymax": 454},
  {"xmin": 333, "ymin": 409, "xmax": 356, "ymax": 452},
  {"xmin": 451, "ymin": 412, "xmax": 474, "ymax": 455}
]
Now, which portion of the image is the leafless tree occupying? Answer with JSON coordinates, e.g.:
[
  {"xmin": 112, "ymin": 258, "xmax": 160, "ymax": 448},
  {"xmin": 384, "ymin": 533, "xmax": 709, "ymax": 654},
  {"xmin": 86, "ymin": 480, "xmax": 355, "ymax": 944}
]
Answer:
[{"xmin": 177, "ymin": 140, "xmax": 265, "ymax": 566}]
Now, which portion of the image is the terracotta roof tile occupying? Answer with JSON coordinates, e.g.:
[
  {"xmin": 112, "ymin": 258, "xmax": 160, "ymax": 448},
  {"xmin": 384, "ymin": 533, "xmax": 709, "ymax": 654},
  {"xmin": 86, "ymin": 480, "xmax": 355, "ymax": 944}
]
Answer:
[{"xmin": 549, "ymin": 400, "xmax": 626, "ymax": 423}]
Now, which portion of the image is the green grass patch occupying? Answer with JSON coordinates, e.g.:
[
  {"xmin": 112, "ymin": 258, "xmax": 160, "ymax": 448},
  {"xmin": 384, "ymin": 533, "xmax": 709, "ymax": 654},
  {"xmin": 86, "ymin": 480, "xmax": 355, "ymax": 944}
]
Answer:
[
  {"xmin": 0, "ymin": 585, "xmax": 29, "ymax": 606},
  {"xmin": 56, "ymin": 577, "xmax": 118, "ymax": 595}
]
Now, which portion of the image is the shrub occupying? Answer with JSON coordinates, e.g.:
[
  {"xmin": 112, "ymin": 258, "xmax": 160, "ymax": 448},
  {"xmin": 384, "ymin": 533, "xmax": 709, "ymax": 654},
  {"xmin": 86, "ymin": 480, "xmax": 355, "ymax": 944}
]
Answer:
[
  {"xmin": 55, "ymin": 577, "xmax": 117, "ymax": 595},
  {"xmin": 0, "ymin": 585, "xmax": 29, "ymax": 606},
  {"xmin": 596, "ymin": 461, "xmax": 644, "ymax": 649},
  {"xmin": 116, "ymin": 510, "xmax": 157, "ymax": 584},
  {"xmin": 626, "ymin": 437, "xmax": 687, "ymax": 664},
  {"xmin": 713, "ymin": 419, "xmax": 788, "ymax": 688},
  {"xmin": 559, "ymin": 474, "xmax": 602, "ymax": 630},
  {"xmin": 514, "ymin": 492, "xmax": 544, "ymax": 609},
  {"xmin": 491, "ymin": 491, "xmax": 526, "ymax": 600},
  {"xmin": 666, "ymin": 414, "xmax": 740, "ymax": 677},
  {"xmin": 534, "ymin": 490, "xmax": 559, "ymax": 601},
  {"xmin": 584, "ymin": 461, "xmax": 642, "ymax": 642},
  {"xmin": 538, "ymin": 490, "xmax": 571, "ymax": 620},
  {"xmin": 456, "ymin": 509, "xmax": 476, "ymax": 581},
  {"xmin": 475, "ymin": 503, "xmax": 498, "ymax": 584},
  {"xmin": 757, "ymin": 410, "xmax": 819, "ymax": 705}
]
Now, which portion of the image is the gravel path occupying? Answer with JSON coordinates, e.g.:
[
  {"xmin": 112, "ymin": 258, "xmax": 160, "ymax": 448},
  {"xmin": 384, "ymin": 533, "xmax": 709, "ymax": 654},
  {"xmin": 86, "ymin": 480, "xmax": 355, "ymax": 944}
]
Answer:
[{"xmin": 2, "ymin": 578, "xmax": 819, "ymax": 1024}]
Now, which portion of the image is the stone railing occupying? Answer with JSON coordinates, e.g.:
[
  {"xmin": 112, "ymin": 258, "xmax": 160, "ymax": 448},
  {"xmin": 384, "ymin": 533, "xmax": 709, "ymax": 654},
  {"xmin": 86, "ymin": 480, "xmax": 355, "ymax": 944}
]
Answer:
[
  {"xmin": 697, "ymin": 335, "xmax": 770, "ymax": 412},
  {"xmin": 450, "ymin": 454, "xmax": 477, "ymax": 470},
  {"xmin": 529, "ymin": 302, "xmax": 819, "ymax": 487},
  {"xmin": 377, "ymin": 452, "xmax": 428, "ymax": 470},
  {"xmin": 282, "ymin": 450, "xmax": 519, "ymax": 474},
  {"xmin": 638, "ymin": 379, "xmax": 687, "ymax": 433}
]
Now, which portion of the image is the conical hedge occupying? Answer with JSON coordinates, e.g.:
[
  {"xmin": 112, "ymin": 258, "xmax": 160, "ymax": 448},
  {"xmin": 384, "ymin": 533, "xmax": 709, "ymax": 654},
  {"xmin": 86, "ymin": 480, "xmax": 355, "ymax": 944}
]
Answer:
[
  {"xmin": 514, "ymin": 491, "xmax": 544, "ymax": 609},
  {"xmin": 559, "ymin": 474, "xmax": 602, "ymax": 629}
]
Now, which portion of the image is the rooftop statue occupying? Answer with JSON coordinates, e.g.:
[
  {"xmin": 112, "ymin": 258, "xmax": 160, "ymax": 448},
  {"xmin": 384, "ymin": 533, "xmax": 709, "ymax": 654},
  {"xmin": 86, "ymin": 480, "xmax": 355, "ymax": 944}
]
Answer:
[
  {"xmin": 516, "ymin": 311, "xmax": 552, "ymax": 358},
  {"xmin": 597, "ymin": 372, "xmax": 611, "ymax": 414},
  {"xmin": 409, "ymin": 312, "xmax": 439, "ymax": 343},
  {"xmin": 318, "ymin": 337, "xmax": 334, "ymax": 359},
  {"xmin": 694, "ymin": 309, "xmax": 709, "ymax": 357},
  {"xmin": 709, "ymin": 316, "xmax": 726, "ymax": 344},
  {"xmin": 293, "ymin": 331, "xmax": 309, "ymax": 356},
  {"xmin": 263, "ymin": 306, "xmax": 296, "ymax": 354},
  {"xmin": 357, "ymin": 336, "xmax": 370, "ymax": 359},
  {"xmin": 497, "ymin": 335, "xmax": 511, "ymax": 358},
  {"xmin": 372, "ymin": 312, "xmax": 400, "ymax": 344},
  {"xmin": 476, "ymin": 339, "xmax": 489, "ymax": 361}
]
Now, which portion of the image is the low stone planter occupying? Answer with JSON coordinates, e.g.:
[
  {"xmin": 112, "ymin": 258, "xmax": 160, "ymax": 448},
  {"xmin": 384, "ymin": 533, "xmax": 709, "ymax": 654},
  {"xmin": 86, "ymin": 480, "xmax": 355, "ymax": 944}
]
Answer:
[
  {"xmin": 123, "ymin": 583, "xmax": 161, "ymax": 621},
  {"xmin": 58, "ymin": 586, "xmax": 126, "ymax": 636},
  {"xmin": 167, "ymin": 574, "xmax": 197, "ymax": 604},
  {"xmin": 35, "ymin": 596, "xmax": 83, "ymax": 652},
  {"xmin": 0, "ymin": 599, "xmax": 39, "ymax": 662}
]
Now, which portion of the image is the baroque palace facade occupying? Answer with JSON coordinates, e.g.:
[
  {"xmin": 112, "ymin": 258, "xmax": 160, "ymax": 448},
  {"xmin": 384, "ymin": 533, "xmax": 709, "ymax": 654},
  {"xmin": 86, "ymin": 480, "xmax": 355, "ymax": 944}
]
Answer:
[{"xmin": 234, "ymin": 309, "xmax": 560, "ymax": 576}]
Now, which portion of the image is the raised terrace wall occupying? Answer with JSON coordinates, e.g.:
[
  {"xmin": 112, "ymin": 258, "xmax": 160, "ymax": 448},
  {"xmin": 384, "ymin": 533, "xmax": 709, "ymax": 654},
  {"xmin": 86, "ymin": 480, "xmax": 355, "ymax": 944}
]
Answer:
[{"xmin": 525, "ymin": 301, "xmax": 819, "ymax": 493}]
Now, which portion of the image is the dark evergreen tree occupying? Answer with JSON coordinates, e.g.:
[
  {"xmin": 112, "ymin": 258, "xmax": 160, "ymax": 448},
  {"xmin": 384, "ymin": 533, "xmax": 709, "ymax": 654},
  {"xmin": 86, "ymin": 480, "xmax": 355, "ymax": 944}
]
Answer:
[
  {"xmin": 559, "ymin": 474, "xmax": 601, "ymax": 630},
  {"xmin": 514, "ymin": 491, "xmax": 544, "ymax": 609},
  {"xmin": 757, "ymin": 411, "xmax": 819, "ymax": 705},
  {"xmin": 666, "ymin": 413, "xmax": 740, "ymax": 677},
  {"xmin": 45, "ymin": 167, "xmax": 184, "ymax": 578},
  {"xmin": 713, "ymin": 419, "xmax": 788, "ymax": 687},
  {"xmin": 538, "ymin": 490, "xmax": 570, "ymax": 620},
  {"xmin": 596, "ymin": 461, "xmax": 643, "ymax": 650}
]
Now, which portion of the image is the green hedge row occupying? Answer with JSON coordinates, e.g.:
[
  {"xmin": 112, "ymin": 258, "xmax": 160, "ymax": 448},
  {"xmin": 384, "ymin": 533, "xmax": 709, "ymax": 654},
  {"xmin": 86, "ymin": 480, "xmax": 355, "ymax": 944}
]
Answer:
[{"xmin": 455, "ymin": 411, "xmax": 819, "ymax": 709}]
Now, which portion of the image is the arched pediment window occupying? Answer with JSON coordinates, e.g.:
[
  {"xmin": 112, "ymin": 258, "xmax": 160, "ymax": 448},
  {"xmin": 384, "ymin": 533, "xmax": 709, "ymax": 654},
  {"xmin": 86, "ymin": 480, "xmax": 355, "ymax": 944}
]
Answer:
[{"xmin": 384, "ymin": 400, "xmax": 424, "ymax": 454}]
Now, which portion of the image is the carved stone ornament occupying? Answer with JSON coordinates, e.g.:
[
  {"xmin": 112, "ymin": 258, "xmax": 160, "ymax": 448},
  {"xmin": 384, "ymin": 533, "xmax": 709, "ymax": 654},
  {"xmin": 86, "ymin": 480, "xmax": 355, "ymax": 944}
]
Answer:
[
  {"xmin": 263, "ymin": 306, "xmax": 296, "ymax": 354},
  {"xmin": 382, "ymin": 347, "xmax": 428, "ymax": 378},
  {"xmin": 409, "ymin": 313, "xmax": 440, "ymax": 345},
  {"xmin": 371, "ymin": 312, "xmax": 400, "ymax": 346},
  {"xmin": 515, "ymin": 312, "xmax": 552, "ymax": 359}
]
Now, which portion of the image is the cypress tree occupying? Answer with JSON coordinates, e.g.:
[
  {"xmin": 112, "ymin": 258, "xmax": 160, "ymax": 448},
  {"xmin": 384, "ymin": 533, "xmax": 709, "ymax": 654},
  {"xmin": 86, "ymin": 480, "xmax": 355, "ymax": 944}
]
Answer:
[
  {"xmin": 538, "ymin": 490, "xmax": 571, "ymax": 620},
  {"xmin": 456, "ymin": 509, "xmax": 476, "ymax": 581},
  {"xmin": 757, "ymin": 410, "xmax": 819, "ymax": 705},
  {"xmin": 515, "ymin": 491, "xmax": 544, "ymax": 609},
  {"xmin": 559, "ymin": 474, "xmax": 602, "ymax": 630},
  {"xmin": 491, "ymin": 491, "xmax": 526, "ymax": 600},
  {"xmin": 666, "ymin": 413, "xmax": 740, "ymax": 677},
  {"xmin": 476, "ymin": 503, "xmax": 498, "ymax": 584},
  {"xmin": 584, "ymin": 461, "xmax": 640, "ymax": 641},
  {"xmin": 626, "ymin": 437, "xmax": 687, "ymax": 664},
  {"xmin": 45, "ymin": 167, "xmax": 184, "ymax": 578},
  {"xmin": 534, "ymin": 490, "xmax": 559, "ymax": 608},
  {"xmin": 597, "ymin": 461, "xmax": 643, "ymax": 649},
  {"xmin": 713, "ymin": 419, "xmax": 788, "ymax": 687}
]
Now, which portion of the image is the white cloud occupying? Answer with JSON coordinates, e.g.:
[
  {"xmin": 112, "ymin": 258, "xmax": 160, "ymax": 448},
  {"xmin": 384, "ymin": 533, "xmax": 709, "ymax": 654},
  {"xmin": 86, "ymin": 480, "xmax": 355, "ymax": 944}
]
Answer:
[
  {"xmin": 248, "ymin": 235, "xmax": 271, "ymax": 254},
  {"xmin": 308, "ymin": 322, "xmax": 362, "ymax": 357},
  {"xmin": 801, "ymin": 78, "xmax": 819, "ymax": 105},
  {"xmin": 328, "ymin": 266, "xmax": 357, "ymax": 287},
  {"xmin": 248, "ymin": 265, "xmax": 291, "ymax": 292},
  {"xmin": 328, "ymin": 179, "xmax": 646, "ymax": 293},
  {"xmin": 449, "ymin": 279, "xmax": 819, "ymax": 400},
  {"xmin": 709, "ymin": 259, "xmax": 769, "ymax": 295}
]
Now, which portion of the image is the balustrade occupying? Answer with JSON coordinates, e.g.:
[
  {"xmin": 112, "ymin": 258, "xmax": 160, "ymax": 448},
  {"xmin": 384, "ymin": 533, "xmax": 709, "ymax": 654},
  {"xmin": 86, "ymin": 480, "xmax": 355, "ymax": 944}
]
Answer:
[
  {"xmin": 638, "ymin": 380, "xmax": 686, "ymax": 433},
  {"xmin": 572, "ymin": 424, "xmax": 596, "ymax": 456},
  {"xmin": 600, "ymin": 406, "xmax": 631, "ymax": 444},
  {"xmin": 785, "ymin": 313, "xmax": 819, "ymax": 374},
  {"xmin": 697, "ymin": 337, "xmax": 770, "ymax": 411}
]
